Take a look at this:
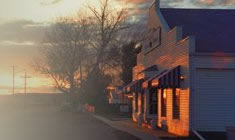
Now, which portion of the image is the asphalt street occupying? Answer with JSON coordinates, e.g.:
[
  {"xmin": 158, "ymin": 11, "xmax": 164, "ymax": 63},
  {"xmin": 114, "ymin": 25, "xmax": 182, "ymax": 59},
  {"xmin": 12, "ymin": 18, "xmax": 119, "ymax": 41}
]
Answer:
[{"xmin": 0, "ymin": 94, "xmax": 139, "ymax": 140}]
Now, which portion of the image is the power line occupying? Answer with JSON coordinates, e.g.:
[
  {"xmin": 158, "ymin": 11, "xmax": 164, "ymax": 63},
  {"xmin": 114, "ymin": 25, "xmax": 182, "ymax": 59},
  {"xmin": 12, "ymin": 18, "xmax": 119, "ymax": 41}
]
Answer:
[{"xmin": 9, "ymin": 66, "xmax": 33, "ymax": 94}]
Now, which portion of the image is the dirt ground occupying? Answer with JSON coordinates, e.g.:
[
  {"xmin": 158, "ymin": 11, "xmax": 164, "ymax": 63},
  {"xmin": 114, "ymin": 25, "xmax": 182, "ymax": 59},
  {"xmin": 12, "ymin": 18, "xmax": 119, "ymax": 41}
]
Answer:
[{"xmin": 0, "ymin": 94, "xmax": 140, "ymax": 140}]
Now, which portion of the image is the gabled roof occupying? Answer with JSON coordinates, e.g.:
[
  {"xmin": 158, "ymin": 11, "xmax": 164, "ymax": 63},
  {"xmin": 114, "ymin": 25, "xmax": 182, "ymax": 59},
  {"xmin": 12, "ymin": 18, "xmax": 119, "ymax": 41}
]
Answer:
[{"xmin": 160, "ymin": 8, "xmax": 235, "ymax": 53}]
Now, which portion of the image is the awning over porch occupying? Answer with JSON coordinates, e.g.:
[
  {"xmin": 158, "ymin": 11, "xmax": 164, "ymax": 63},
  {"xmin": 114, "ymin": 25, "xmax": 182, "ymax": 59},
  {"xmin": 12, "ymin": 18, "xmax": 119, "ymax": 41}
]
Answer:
[
  {"xmin": 133, "ymin": 78, "xmax": 146, "ymax": 93},
  {"xmin": 123, "ymin": 78, "xmax": 147, "ymax": 94},
  {"xmin": 142, "ymin": 66, "xmax": 182, "ymax": 89},
  {"xmin": 123, "ymin": 80, "xmax": 138, "ymax": 94}
]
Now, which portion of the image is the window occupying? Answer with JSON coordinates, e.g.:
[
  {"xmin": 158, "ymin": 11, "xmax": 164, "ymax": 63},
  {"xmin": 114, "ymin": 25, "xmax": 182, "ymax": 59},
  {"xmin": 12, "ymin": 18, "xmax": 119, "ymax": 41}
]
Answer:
[
  {"xmin": 149, "ymin": 41, "xmax": 153, "ymax": 48},
  {"xmin": 135, "ymin": 92, "xmax": 138, "ymax": 112},
  {"xmin": 149, "ymin": 88, "xmax": 158, "ymax": 114},
  {"xmin": 141, "ymin": 92, "xmax": 144, "ymax": 114},
  {"xmin": 161, "ymin": 89, "xmax": 167, "ymax": 117},
  {"xmin": 173, "ymin": 88, "xmax": 180, "ymax": 119}
]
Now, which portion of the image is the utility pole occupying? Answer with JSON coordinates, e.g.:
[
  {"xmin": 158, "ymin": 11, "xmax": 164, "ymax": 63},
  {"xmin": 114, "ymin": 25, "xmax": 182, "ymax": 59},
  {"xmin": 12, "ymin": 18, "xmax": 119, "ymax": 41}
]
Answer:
[{"xmin": 21, "ymin": 70, "xmax": 32, "ymax": 94}]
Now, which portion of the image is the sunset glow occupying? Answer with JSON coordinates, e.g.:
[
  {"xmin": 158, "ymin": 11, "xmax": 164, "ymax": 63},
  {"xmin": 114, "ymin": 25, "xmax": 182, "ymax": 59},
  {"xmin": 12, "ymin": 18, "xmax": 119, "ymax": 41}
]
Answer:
[
  {"xmin": 1, "ymin": 0, "xmax": 235, "ymax": 95},
  {"xmin": 0, "ymin": 0, "xmax": 101, "ymax": 94},
  {"xmin": 0, "ymin": 0, "xmax": 86, "ymax": 22},
  {"xmin": 0, "ymin": 0, "xmax": 129, "ymax": 94}
]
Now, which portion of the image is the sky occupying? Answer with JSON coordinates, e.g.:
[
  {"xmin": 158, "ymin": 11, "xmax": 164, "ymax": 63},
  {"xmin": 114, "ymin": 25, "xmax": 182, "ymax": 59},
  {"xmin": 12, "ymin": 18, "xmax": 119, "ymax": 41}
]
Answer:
[{"xmin": 0, "ymin": 0, "xmax": 235, "ymax": 94}]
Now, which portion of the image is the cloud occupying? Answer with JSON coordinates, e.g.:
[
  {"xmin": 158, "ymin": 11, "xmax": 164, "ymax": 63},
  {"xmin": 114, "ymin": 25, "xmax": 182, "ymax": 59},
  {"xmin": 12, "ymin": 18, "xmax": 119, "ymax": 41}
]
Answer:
[
  {"xmin": 0, "ymin": 19, "xmax": 51, "ymax": 73},
  {"xmin": 119, "ymin": 0, "xmax": 235, "ymax": 9},
  {"xmin": 0, "ymin": 19, "xmax": 49, "ymax": 44},
  {"xmin": 115, "ymin": 0, "xmax": 152, "ymax": 23},
  {"xmin": 23, "ymin": 23, "xmax": 50, "ymax": 28},
  {"xmin": 116, "ymin": 0, "xmax": 146, "ymax": 5},
  {"xmin": 193, "ymin": 0, "xmax": 235, "ymax": 8},
  {"xmin": 0, "ymin": 41, "xmax": 35, "ymax": 46},
  {"xmin": 160, "ymin": 0, "xmax": 184, "ymax": 7},
  {"xmin": 117, "ymin": 0, "xmax": 235, "ymax": 25},
  {"xmin": 40, "ymin": 0, "xmax": 63, "ymax": 6}
]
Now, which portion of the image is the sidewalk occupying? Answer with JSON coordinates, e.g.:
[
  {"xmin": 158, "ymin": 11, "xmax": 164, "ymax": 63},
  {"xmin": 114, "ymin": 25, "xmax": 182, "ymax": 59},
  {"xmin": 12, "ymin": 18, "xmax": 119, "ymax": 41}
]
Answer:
[{"xmin": 93, "ymin": 115, "xmax": 177, "ymax": 140}]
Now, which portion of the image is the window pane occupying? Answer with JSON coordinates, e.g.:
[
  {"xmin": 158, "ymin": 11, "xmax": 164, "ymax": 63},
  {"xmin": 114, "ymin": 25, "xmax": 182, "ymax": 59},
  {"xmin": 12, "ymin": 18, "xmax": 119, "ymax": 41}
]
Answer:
[
  {"xmin": 173, "ymin": 88, "xmax": 180, "ymax": 119},
  {"xmin": 161, "ymin": 89, "xmax": 166, "ymax": 117}
]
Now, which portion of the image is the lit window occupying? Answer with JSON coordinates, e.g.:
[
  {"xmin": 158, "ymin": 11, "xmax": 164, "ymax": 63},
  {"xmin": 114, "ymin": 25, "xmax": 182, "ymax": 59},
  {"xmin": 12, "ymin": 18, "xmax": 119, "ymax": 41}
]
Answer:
[
  {"xmin": 173, "ymin": 88, "xmax": 180, "ymax": 119},
  {"xmin": 161, "ymin": 89, "xmax": 167, "ymax": 117},
  {"xmin": 135, "ymin": 92, "xmax": 138, "ymax": 112},
  {"xmin": 149, "ymin": 88, "xmax": 158, "ymax": 114}
]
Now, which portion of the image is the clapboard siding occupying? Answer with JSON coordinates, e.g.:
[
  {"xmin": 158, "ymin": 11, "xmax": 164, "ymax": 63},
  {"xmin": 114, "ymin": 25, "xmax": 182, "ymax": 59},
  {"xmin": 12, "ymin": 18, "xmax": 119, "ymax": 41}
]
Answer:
[
  {"xmin": 135, "ymin": 2, "xmax": 192, "ymax": 136},
  {"xmin": 165, "ymin": 89, "xmax": 190, "ymax": 136},
  {"xmin": 191, "ymin": 55, "xmax": 235, "ymax": 131},
  {"xmin": 134, "ymin": 0, "xmax": 235, "ymax": 135},
  {"xmin": 153, "ymin": 37, "xmax": 191, "ymax": 136}
]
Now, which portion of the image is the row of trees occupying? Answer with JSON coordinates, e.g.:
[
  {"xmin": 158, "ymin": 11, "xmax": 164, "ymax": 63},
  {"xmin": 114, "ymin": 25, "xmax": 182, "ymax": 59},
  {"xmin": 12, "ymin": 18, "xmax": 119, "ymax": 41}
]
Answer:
[{"xmin": 34, "ymin": 0, "xmax": 141, "ymax": 106}]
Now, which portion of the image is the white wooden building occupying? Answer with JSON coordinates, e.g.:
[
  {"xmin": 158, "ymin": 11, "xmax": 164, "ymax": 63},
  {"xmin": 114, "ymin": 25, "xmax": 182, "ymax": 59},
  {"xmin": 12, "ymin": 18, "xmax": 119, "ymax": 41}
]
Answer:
[{"xmin": 125, "ymin": 0, "xmax": 235, "ymax": 136}]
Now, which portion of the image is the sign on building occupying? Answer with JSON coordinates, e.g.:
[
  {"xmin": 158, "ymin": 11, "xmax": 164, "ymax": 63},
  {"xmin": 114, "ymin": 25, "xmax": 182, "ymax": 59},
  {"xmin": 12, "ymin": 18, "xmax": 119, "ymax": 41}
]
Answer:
[{"xmin": 142, "ymin": 27, "xmax": 162, "ymax": 54}]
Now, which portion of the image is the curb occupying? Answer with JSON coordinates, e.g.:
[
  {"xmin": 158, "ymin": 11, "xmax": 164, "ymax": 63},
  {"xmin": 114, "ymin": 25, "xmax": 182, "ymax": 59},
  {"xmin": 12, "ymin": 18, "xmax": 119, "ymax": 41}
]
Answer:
[{"xmin": 93, "ymin": 115, "xmax": 161, "ymax": 140}]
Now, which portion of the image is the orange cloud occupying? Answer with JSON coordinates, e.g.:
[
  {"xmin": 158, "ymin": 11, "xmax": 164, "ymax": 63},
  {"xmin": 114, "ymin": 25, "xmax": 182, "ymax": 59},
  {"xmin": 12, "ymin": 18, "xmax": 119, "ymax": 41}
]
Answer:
[
  {"xmin": 200, "ymin": 0, "xmax": 215, "ymax": 5},
  {"xmin": 40, "ymin": 0, "xmax": 63, "ymax": 6},
  {"xmin": 195, "ymin": 0, "xmax": 235, "ymax": 7},
  {"xmin": 124, "ymin": 0, "xmax": 146, "ymax": 4}
]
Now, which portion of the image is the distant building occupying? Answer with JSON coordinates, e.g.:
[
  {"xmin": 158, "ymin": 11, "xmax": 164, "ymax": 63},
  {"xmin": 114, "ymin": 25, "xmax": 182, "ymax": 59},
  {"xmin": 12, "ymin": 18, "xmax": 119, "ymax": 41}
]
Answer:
[
  {"xmin": 108, "ymin": 90, "xmax": 122, "ymax": 104},
  {"xmin": 124, "ymin": 0, "xmax": 235, "ymax": 136},
  {"xmin": 108, "ymin": 86, "xmax": 132, "ymax": 113},
  {"xmin": 108, "ymin": 86, "xmax": 131, "ymax": 105}
]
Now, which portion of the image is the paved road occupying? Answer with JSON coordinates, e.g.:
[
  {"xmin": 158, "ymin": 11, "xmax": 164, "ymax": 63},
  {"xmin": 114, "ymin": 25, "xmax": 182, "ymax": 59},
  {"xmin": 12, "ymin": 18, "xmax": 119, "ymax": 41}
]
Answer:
[{"xmin": 0, "ymin": 94, "xmax": 139, "ymax": 140}]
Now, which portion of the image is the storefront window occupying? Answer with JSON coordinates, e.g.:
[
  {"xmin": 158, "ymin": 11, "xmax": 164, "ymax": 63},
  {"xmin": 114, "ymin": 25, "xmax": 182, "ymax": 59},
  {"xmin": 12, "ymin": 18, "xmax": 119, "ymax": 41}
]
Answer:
[
  {"xmin": 161, "ymin": 89, "xmax": 167, "ymax": 117},
  {"xmin": 149, "ymin": 88, "xmax": 158, "ymax": 114},
  {"xmin": 135, "ymin": 92, "xmax": 138, "ymax": 112},
  {"xmin": 141, "ymin": 92, "xmax": 144, "ymax": 113},
  {"xmin": 173, "ymin": 88, "xmax": 180, "ymax": 119}
]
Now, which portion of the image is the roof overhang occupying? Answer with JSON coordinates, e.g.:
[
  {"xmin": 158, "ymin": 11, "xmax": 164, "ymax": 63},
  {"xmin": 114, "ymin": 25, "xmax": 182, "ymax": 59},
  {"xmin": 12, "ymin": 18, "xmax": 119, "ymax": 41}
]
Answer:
[{"xmin": 142, "ymin": 65, "xmax": 182, "ymax": 89}]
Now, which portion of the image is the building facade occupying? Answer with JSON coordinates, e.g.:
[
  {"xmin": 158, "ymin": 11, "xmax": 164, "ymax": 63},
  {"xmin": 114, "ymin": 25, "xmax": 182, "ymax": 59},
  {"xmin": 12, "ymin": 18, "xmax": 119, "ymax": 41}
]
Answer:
[{"xmin": 126, "ymin": 0, "xmax": 235, "ymax": 136}]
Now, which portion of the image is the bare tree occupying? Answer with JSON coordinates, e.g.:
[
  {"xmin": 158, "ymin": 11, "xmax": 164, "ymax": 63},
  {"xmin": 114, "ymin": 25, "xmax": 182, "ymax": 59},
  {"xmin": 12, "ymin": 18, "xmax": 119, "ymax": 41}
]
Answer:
[
  {"xmin": 34, "ymin": 17, "xmax": 90, "ymax": 94},
  {"xmin": 86, "ymin": 0, "xmax": 128, "ymax": 74},
  {"xmin": 34, "ymin": 0, "xmax": 134, "ymax": 105}
]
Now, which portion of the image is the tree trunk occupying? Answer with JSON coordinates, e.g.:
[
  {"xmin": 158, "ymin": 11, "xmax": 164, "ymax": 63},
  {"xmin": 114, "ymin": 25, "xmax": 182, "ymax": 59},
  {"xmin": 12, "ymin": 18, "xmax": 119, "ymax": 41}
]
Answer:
[{"xmin": 79, "ymin": 62, "xmax": 83, "ymax": 86}]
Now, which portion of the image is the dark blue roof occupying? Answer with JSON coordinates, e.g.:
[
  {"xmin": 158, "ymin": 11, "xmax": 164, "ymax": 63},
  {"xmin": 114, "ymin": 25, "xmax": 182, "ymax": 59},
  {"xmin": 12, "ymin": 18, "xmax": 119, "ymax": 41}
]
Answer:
[{"xmin": 160, "ymin": 8, "xmax": 235, "ymax": 53}]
